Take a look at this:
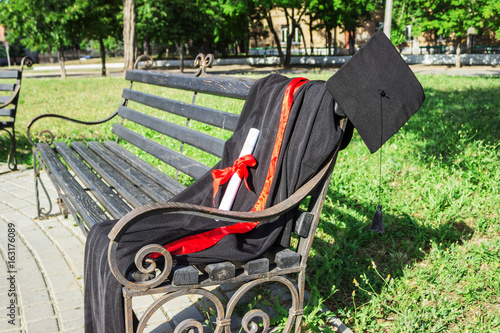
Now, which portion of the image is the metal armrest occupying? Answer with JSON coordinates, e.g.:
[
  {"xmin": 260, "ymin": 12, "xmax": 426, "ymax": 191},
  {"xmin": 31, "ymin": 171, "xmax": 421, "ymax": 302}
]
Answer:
[
  {"xmin": 0, "ymin": 85, "xmax": 21, "ymax": 109},
  {"xmin": 26, "ymin": 111, "xmax": 119, "ymax": 146}
]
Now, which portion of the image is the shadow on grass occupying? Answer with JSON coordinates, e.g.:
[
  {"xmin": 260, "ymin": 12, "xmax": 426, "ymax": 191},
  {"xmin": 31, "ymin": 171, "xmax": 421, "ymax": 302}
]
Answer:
[
  {"xmin": 307, "ymin": 190, "xmax": 475, "ymax": 313},
  {"xmin": 0, "ymin": 135, "xmax": 34, "ymax": 168}
]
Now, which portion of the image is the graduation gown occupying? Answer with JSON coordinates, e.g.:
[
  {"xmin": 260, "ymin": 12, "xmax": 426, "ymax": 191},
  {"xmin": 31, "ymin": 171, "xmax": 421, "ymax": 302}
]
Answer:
[{"xmin": 84, "ymin": 74, "xmax": 350, "ymax": 332}]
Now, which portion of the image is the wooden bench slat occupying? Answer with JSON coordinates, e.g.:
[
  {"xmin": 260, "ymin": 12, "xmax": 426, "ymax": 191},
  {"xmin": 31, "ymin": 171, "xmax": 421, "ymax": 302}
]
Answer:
[
  {"xmin": 0, "ymin": 121, "xmax": 14, "ymax": 127},
  {"xmin": 37, "ymin": 143, "xmax": 108, "ymax": 226},
  {"xmin": 71, "ymin": 141, "xmax": 155, "ymax": 208},
  {"xmin": 113, "ymin": 123, "xmax": 211, "ymax": 180},
  {"xmin": 103, "ymin": 141, "xmax": 186, "ymax": 195},
  {"xmin": 55, "ymin": 142, "xmax": 132, "ymax": 219},
  {"xmin": 122, "ymin": 89, "xmax": 239, "ymax": 131},
  {"xmin": 125, "ymin": 70, "xmax": 253, "ymax": 100},
  {"xmin": 0, "ymin": 83, "xmax": 16, "ymax": 91},
  {"xmin": 0, "ymin": 70, "xmax": 21, "ymax": 79},
  {"xmin": 0, "ymin": 109, "xmax": 14, "ymax": 117},
  {"xmin": 118, "ymin": 106, "xmax": 225, "ymax": 158},
  {"xmin": 87, "ymin": 141, "xmax": 173, "ymax": 203},
  {"xmin": 0, "ymin": 96, "xmax": 12, "ymax": 104}
]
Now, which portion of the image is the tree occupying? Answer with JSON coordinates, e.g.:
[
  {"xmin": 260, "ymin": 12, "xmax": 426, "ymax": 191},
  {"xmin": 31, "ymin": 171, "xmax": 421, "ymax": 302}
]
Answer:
[
  {"xmin": 338, "ymin": 0, "xmax": 379, "ymax": 54},
  {"xmin": 411, "ymin": 0, "xmax": 484, "ymax": 66},
  {"xmin": 210, "ymin": 0, "xmax": 252, "ymax": 56},
  {"xmin": 250, "ymin": 0, "xmax": 308, "ymax": 68},
  {"xmin": 308, "ymin": 0, "xmax": 343, "ymax": 55},
  {"xmin": 481, "ymin": 0, "xmax": 500, "ymax": 39},
  {"xmin": 137, "ymin": 0, "xmax": 214, "ymax": 72},
  {"xmin": 77, "ymin": 0, "xmax": 122, "ymax": 76},
  {"xmin": 1, "ymin": 0, "xmax": 84, "ymax": 78}
]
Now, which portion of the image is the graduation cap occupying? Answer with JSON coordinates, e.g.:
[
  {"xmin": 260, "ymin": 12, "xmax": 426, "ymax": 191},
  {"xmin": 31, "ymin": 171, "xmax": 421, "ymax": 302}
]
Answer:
[
  {"xmin": 326, "ymin": 30, "xmax": 425, "ymax": 154},
  {"xmin": 326, "ymin": 30, "xmax": 425, "ymax": 233}
]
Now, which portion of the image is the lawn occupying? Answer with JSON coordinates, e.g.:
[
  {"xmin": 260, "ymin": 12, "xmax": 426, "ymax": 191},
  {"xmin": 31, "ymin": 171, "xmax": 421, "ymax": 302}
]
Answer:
[{"xmin": 1, "ymin": 72, "xmax": 499, "ymax": 332}]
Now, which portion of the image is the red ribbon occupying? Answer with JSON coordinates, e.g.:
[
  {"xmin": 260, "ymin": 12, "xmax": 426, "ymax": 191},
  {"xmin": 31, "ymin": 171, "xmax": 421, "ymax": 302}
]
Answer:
[{"xmin": 211, "ymin": 154, "xmax": 257, "ymax": 206}]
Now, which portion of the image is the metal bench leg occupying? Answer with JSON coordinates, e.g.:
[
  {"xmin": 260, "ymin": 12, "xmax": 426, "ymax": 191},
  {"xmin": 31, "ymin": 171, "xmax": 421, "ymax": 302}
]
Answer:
[
  {"xmin": 1, "ymin": 127, "xmax": 17, "ymax": 171},
  {"xmin": 294, "ymin": 271, "xmax": 307, "ymax": 333},
  {"xmin": 7, "ymin": 127, "xmax": 17, "ymax": 171},
  {"xmin": 124, "ymin": 295, "xmax": 134, "ymax": 333},
  {"xmin": 33, "ymin": 148, "xmax": 53, "ymax": 217}
]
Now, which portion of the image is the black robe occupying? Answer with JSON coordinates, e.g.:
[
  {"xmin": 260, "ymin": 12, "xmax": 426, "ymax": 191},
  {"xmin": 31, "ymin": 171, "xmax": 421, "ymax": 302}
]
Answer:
[{"xmin": 84, "ymin": 74, "xmax": 350, "ymax": 332}]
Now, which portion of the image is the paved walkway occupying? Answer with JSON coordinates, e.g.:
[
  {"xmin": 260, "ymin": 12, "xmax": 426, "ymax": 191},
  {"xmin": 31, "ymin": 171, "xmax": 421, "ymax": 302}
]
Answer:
[{"xmin": 0, "ymin": 165, "xmax": 351, "ymax": 333}]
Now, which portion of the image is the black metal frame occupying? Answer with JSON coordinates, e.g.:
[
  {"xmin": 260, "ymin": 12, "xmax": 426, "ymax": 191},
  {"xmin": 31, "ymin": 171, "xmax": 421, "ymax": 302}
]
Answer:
[{"xmin": 0, "ymin": 56, "xmax": 32, "ymax": 170}]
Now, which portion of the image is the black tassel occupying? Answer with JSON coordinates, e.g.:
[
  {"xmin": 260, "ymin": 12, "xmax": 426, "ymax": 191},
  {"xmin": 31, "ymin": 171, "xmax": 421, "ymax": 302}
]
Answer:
[{"xmin": 370, "ymin": 205, "xmax": 385, "ymax": 233}]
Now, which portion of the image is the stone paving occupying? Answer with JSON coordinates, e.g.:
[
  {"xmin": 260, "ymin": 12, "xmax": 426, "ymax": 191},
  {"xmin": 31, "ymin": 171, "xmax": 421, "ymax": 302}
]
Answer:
[{"xmin": 0, "ymin": 164, "xmax": 351, "ymax": 333}]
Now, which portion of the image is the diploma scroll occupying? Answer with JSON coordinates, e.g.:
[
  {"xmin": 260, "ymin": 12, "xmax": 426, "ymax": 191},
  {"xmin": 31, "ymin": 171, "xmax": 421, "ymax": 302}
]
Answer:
[{"xmin": 218, "ymin": 128, "xmax": 260, "ymax": 211}]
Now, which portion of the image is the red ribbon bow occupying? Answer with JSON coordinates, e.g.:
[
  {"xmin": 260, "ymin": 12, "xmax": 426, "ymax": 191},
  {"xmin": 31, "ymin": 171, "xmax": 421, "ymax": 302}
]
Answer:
[{"xmin": 211, "ymin": 154, "xmax": 257, "ymax": 206}]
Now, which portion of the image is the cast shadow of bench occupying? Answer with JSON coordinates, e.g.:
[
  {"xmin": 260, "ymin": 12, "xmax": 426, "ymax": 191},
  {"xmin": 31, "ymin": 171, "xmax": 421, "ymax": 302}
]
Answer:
[{"xmin": 307, "ymin": 190, "xmax": 474, "ymax": 313}]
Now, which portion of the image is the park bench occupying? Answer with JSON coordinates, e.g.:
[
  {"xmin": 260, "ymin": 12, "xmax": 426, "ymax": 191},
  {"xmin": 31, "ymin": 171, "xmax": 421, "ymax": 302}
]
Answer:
[
  {"xmin": 419, "ymin": 45, "xmax": 446, "ymax": 54},
  {"xmin": 27, "ymin": 54, "xmax": 347, "ymax": 332},
  {"xmin": 0, "ymin": 56, "xmax": 32, "ymax": 170},
  {"xmin": 475, "ymin": 45, "xmax": 500, "ymax": 54}
]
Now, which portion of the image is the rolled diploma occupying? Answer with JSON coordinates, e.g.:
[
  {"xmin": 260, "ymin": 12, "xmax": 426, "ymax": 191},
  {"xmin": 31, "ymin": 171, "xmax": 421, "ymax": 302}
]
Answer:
[{"xmin": 218, "ymin": 128, "xmax": 260, "ymax": 211}]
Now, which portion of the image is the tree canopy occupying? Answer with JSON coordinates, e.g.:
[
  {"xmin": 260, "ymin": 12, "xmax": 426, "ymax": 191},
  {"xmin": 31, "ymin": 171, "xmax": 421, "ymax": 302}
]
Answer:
[{"xmin": 2, "ymin": 0, "xmax": 500, "ymax": 72}]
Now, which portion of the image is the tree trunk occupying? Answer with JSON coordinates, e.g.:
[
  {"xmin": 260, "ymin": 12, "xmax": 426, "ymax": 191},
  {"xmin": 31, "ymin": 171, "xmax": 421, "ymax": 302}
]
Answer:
[
  {"xmin": 348, "ymin": 29, "xmax": 356, "ymax": 55},
  {"xmin": 99, "ymin": 37, "xmax": 107, "ymax": 77},
  {"xmin": 123, "ymin": 0, "xmax": 136, "ymax": 73},
  {"xmin": 176, "ymin": 41, "xmax": 185, "ymax": 73},
  {"xmin": 284, "ymin": 28, "xmax": 294, "ymax": 68},
  {"xmin": 265, "ymin": 14, "xmax": 285, "ymax": 66},
  {"xmin": 283, "ymin": 10, "xmax": 293, "ymax": 68},
  {"xmin": 333, "ymin": 27, "xmax": 337, "ymax": 55},
  {"xmin": 327, "ymin": 30, "xmax": 332, "ymax": 56},
  {"xmin": 456, "ymin": 39, "xmax": 461, "ymax": 68},
  {"xmin": 298, "ymin": 25, "xmax": 307, "ymax": 56},
  {"xmin": 308, "ymin": 15, "xmax": 314, "ymax": 55},
  {"xmin": 58, "ymin": 45, "xmax": 67, "ymax": 79},
  {"xmin": 143, "ymin": 34, "xmax": 152, "ymax": 55}
]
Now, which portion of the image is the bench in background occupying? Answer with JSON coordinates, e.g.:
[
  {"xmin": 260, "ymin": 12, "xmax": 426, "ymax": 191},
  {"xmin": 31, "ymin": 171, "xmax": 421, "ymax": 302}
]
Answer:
[{"xmin": 0, "ymin": 56, "xmax": 32, "ymax": 170}]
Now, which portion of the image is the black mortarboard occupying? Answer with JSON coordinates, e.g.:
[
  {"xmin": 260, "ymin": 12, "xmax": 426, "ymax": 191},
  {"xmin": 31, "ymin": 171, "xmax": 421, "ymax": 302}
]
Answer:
[{"xmin": 326, "ymin": 30, "xmax": 425, "ymax": 154}]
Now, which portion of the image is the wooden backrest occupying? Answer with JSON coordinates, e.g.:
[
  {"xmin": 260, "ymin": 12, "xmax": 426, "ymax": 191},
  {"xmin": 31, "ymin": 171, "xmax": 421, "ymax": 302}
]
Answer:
[
  {"xmin": 0, "ymin": 70, "xmax": 22, "ymax": 120},
  {"xmin": 114, "ymin": 69, "xmax": 254, "ymax": 185},
  {"xmin": 0, "ymin": 57, "xmax": 32, "ymax": 122}
]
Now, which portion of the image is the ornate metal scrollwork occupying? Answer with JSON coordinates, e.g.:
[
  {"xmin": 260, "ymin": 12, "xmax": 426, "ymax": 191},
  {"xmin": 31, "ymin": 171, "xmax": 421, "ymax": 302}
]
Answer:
[
  {"xmin": 173, "ymin": 318, "xmax": 204, "ymax": 333},
  {"xmin": 134, "ymin": 54, "xmax": 155, "ymax": 70},
  {"xmin": 133, "ymin": 275, "xmax": 301, "ymax": 333},
  {"xmin": 136, "ymin": 289, "xmax": 226, "ymax": 333},
  {"xmin": 224, "ymin": 276, "xmax": 301, "ymax": 333},
  {"xmin": 242, "ymin": 309, "xmax": 271, "ymax": 333},
  {"xmin": 194, "ymin": 53, "xmax": 214, "ymax": 77},
  {"xmin": 20, "ymin": 56, "xmax": 34, "ymax": 69},
  {"xmin": 37, "ymin": 129, "xmax": 54, "ymax": 146},
  {"xmin": 108, "ymin": 241, "xmax": 173, "ymax": 291}
]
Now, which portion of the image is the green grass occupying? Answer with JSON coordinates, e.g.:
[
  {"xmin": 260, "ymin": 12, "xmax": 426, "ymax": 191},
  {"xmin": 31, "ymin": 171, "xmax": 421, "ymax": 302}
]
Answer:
[{"xmin": 2, "ymin": 73, "xmax": 499, "ymax": 332}]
